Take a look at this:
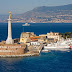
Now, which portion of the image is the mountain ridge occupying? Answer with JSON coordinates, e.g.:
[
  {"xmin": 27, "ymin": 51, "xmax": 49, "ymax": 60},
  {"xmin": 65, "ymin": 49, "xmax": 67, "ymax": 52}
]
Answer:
[{"xmin": 0, "ymin": 4, "xmax": 72, "ymax": 23}]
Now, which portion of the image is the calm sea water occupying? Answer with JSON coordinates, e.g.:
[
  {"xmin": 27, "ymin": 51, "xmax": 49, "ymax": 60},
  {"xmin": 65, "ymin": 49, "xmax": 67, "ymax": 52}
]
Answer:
[
  {"xmin": 0, "ymin": 23, "xmax": 72, "ymax": 41},
  {"xmin": 0, "ymin": 23, "xmax": 72, "ymax": 72}
]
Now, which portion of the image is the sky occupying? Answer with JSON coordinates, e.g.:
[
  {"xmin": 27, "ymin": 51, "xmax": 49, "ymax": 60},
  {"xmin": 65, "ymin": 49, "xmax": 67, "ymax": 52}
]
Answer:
[{"xmin": 0, "ymin": 0, "xmax": 72, "ymax": 14}]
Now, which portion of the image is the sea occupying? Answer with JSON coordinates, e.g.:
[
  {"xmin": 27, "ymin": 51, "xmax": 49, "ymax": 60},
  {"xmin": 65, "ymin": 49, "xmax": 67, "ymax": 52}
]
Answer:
[{"xmin": 0, "ymin": 23, "xmax": 72, "ymax": 72}]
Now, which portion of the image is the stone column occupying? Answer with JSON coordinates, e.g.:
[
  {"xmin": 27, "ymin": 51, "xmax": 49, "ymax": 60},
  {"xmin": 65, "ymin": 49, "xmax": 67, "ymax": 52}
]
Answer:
[{"xmin": 6, "ymin": 11, "xmax": 14, "ymax": 44}]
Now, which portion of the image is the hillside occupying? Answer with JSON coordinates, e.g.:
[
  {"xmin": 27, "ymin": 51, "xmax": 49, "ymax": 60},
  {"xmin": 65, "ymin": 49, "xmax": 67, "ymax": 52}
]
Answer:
[{"xmin": 1, "ymin": 4, "xmax": 72, "ymax": 23}]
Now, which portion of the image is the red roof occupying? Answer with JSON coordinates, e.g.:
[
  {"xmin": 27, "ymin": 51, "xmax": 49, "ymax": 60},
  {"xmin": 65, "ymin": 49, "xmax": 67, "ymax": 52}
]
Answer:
[
  {"xmin": 29, "ymin": 36, "xmax": 40, "ymax": 41},
  {"xmin": 29, "ymin": 36, "xmax": 40, "ymax": 39}
]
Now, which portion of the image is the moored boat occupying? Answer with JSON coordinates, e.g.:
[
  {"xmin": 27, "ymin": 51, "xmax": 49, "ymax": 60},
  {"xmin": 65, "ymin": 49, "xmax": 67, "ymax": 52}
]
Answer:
[
  {"xmin": 44, "ymin": 40, "xmax": 70, "ymax": 50},
  {"xmin": 42, "ymin": 49, "xmax": 49, "ymax": 52}
]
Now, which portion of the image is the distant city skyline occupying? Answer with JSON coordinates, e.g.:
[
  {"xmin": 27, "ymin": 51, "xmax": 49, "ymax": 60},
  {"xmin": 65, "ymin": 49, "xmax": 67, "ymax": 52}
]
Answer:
[{"xmin": 0, "ymin": 0, "xmax": 72, "ymax": 14}]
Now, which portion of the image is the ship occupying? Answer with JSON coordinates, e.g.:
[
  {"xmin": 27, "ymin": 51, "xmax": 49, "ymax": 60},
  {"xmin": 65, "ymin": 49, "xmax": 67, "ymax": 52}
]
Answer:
[
  {"xmin": 22, "ymin": 23, "xmax": 30, "ymax": 26},
  {"xmin": 44, "ymin": 40, "xmax": 71, "ymax": 50}
]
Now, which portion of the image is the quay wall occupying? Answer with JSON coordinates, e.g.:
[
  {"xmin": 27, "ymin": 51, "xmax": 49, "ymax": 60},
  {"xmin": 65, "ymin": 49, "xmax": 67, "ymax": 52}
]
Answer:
[{"xmin": 0, "ymin": 44, "xmax": 26, "ymax": 55}]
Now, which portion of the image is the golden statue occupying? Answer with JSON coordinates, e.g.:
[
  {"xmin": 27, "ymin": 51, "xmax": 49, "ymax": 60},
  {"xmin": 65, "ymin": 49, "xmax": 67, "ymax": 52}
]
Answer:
[{"xmin": 9, "ymin": 11, "xmax": 11, "ymax": 19}]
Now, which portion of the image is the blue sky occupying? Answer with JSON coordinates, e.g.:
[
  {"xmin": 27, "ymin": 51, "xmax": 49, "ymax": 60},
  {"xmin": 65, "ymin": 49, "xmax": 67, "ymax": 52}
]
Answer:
[{"xmin": 0, "ymin": 0, "xmax": 72, "ymax": 14}]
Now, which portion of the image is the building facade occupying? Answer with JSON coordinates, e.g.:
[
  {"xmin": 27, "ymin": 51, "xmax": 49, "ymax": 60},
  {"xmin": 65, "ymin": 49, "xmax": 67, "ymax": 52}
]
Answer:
[
  {"xmin": 30, "ymin": 41, "xmax": 41, "ymax": 46},
  {"xmin": 39, "ymin": 32, "xmax": 62, "ymax": 42},
  {"xmin": 20, "ymin": 32, "xmax": 36, "ymax": 43}
]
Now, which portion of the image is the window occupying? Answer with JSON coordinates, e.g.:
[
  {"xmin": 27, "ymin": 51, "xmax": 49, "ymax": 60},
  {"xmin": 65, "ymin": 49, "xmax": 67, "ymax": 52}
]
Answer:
[{"xmin": 46, "ymin": 36, "xmax": 47, "ymax": 38}]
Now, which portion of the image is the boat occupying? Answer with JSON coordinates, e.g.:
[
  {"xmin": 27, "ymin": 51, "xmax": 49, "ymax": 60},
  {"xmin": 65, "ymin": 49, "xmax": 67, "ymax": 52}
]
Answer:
[
  {"xmin": 42, "ymin": 49, "xmax": 49, "ymax": 52},
  {"xmin": 44, "ymin": 40, "xmax": 70, "ymax": 50},
  {"xmin": 22, "ymin": 23, "xmax": 30, "ymax": 26}
]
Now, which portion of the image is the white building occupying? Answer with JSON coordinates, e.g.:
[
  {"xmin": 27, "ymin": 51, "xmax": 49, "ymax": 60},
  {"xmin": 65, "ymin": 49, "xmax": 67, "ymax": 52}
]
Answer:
[{"xmin": 30, "ymin": 41, "xmax": 42, "ymax": 46}]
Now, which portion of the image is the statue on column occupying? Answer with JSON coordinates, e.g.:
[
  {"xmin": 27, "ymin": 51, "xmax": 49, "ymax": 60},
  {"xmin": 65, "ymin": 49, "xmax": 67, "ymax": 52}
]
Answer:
[
  {"xmin": 9, "ymin": 11, "xmax": 11, "ymax": 19},
  {"xmin": 6, "ymin": 11, "xmax": 14, "ymax": 44}
]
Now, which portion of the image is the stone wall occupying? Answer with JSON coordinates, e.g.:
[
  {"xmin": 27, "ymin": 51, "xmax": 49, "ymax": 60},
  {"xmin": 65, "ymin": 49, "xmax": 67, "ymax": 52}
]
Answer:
[{"xmin": 0, "ymin": 44, "xmax": 26, "ymax": 55}]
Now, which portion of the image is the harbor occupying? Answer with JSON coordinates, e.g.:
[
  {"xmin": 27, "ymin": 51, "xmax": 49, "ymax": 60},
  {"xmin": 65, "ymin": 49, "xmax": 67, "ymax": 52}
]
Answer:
[
  {"xmin": 0, "ymin": 11, "xmax": 44, "ymax": 57},
  {"xmin": 0, "ymin": 1, "xmax": 72, "ymax": 72},
  {"xmin": 0, "ymin": 13, "xmax": 72, "ymax": 72},
  {"xmin": 0, "ymin": 11, "xmax": 72, "ymax": 57}
]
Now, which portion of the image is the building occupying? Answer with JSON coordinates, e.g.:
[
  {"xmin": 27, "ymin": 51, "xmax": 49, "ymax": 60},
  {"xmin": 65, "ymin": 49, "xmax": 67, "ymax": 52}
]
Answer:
[
  {"xmin": 29, "ymin": 36, "xmax": 41, "ymax": 41},
  {"xmin": 47, "ymin": 38, "xmax": 55, "ymax": 43},
  {"xmin": 30, "ymin": 41, "xmax": 41, "ymax": 46},
  {"xmin": 20, "ymin": 32, "xmax": 36, "ymax": 43},
  {"xmin": 25, "ymin": 36, "xmax": 41, "ymax": 46},
  {"xmin": 39, "ymin": 32, "xmax": 62, "ymax": 42},
  {"xmin": 30, "ymin": 36, "xmax": 47, "ymax": 44},
  {"xmin": 47, "ymin": 32, "xmax": 62, "ymax": 41},
  {"xmin": 29, "ymin": 36, "xmax": 43, "ymax": 46},
  {"xmin": 38, "ymin": 36, "xmax": 47, "ymax": 43}
]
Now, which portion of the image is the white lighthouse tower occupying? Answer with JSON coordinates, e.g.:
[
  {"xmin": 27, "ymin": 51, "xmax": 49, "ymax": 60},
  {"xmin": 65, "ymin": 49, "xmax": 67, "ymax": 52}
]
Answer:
[{"xmin": 6, "ymin": 11, "xmax": 14, "ymax": 44}]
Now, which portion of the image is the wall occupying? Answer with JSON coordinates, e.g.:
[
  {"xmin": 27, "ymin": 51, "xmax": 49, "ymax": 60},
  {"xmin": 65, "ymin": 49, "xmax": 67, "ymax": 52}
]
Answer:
[{"xmin": 0, "ymin": 44, "xmax": 26, "ymax": 55}]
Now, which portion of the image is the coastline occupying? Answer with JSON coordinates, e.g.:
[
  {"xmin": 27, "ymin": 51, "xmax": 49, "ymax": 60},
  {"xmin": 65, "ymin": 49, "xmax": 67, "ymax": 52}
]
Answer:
[{"xmin": 0, "ymin": 53, "xmax": 39, "ymax": 58}]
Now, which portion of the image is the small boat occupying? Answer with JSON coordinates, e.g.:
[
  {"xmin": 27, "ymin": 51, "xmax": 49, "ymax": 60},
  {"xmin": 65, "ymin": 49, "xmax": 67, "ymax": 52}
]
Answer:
[
  {"xmin": 42, "ymin": 49, "xmax": 49, "ymax": 52},
  {"xmin": 22, "ymin": 23, "xmax": 30, "ymax": 26}
]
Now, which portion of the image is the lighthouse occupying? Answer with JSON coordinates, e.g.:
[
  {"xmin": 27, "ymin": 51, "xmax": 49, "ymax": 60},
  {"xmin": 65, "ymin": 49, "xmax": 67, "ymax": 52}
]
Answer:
[{"xmin": 6, "ymin": 11, "xmax": 14, "ymax": 44}]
